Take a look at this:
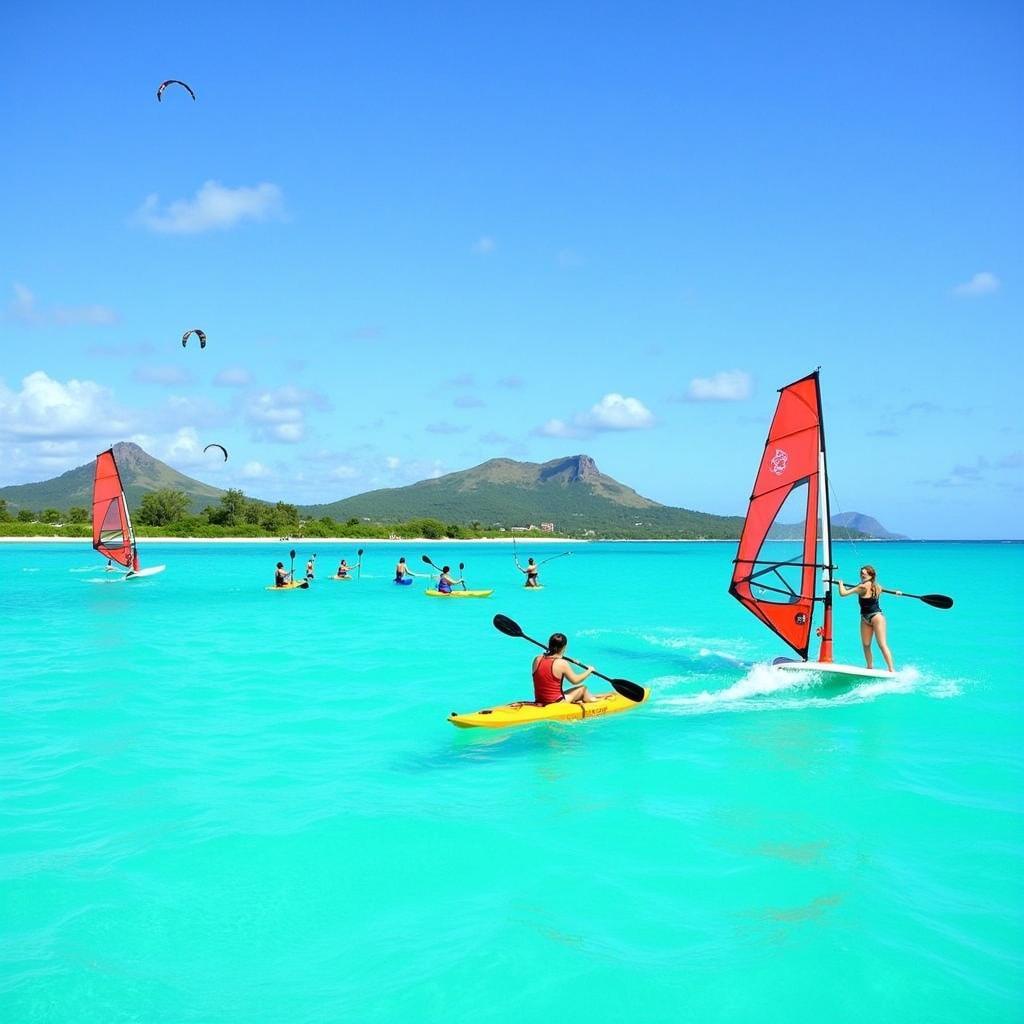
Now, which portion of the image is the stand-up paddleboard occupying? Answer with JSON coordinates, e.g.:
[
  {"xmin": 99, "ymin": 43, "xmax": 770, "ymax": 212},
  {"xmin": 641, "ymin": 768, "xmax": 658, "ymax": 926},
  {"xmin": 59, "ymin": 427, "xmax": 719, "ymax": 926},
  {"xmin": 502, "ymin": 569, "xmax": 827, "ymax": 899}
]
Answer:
[
  {"xmin": 426, "ymin": 589, "xmax": 494, "ymax": 598},
  {"xmin": 329, "ymin": 575, "xmax": 354, "ymax": 581},
  {"xmin": 523, "ymin": 585, "xmax": 545, "ymax": 591},
  {"xmin": 449, "ymin": 688, "xmax": 649, "ymax": 728},
  {"xmin": 92, "ymin": 447, "xmax": 166, "ymax": 583},
  {"xmin": 266, "ymin": 580, "xmax": 309, "ymax": 591},
  {"xmin": 729, "ymin": 370, "xmax": 890, "ymax": 679}
]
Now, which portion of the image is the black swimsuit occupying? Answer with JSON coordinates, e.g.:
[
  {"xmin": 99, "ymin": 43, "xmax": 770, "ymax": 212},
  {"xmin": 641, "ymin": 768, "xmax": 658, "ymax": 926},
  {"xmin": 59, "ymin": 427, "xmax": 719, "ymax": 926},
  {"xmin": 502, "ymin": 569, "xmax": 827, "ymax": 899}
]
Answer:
[{"xmin": 859, "ymin": 592, "xmax": 881, "ymax": 623}]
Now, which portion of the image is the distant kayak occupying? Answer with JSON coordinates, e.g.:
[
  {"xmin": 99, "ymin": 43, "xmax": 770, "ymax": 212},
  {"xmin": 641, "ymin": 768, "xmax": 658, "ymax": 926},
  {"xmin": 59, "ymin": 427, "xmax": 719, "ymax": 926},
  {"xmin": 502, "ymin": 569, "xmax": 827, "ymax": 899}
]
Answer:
[
  {"xmin": 266, "ymin": 581, "xmax": 309, "ymax": 591},
  {"xmin": 449, "ymin": 688, "xmax": 649, "ymax": 729},
  {"xmin": 425, "ymin": 589, "xmax": 494, "ymax": 599}
]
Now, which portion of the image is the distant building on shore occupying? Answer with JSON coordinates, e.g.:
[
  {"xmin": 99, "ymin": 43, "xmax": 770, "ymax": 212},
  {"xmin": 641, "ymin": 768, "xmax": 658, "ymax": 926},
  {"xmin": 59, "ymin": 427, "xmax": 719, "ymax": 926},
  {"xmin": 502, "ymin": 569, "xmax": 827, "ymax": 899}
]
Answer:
[{"xmin": 540, "ymin": 522, "xmax": 555, "ymax": 533}]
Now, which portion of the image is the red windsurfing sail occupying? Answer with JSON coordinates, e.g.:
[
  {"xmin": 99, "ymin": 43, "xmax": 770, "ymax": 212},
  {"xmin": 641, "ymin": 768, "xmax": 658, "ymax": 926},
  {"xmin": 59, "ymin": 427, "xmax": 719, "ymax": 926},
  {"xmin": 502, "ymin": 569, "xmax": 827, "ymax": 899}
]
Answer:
[
  {"xmin": 729, "ymin": 371, "xmax": 827, "ymax": 659},
  {"xmin": 92, "ymin": 449, "xmax": 138, "ymax": 570}
]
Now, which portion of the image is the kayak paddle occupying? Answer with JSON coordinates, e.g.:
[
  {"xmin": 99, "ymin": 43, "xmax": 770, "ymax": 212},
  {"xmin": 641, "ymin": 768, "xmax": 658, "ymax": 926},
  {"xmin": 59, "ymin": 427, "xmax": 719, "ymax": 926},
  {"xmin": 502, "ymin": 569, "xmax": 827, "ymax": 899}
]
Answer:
[
  {"xmin": 357, "ymin": 547, "xmax": 364, "ymax": 580},
  {"xmin": 459, "ymin": 561, "xmax": 467, "ymax": 591},
  {"xmin": 492, "ymin": 613, "xmax": 646, "ymax": 703},
  {"xmin": 538, "ymin": 550, "xmax": 572, "ymax": 567}
]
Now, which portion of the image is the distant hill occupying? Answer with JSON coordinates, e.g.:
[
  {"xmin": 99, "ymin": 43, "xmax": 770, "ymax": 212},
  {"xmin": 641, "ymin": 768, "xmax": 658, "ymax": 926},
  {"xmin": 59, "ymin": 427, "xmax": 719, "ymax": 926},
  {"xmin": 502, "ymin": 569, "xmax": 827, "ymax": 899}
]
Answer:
[
  {"xmin": 830, "ymin": 511, "xmax": 907, "ymax": 541},
  {"xmin": 0, "ymin": 442, "xmax": 226, "ymax": 515},
  {"xmin": 300, "ymin": 454, "xmax": 747, "ymax": 538}
]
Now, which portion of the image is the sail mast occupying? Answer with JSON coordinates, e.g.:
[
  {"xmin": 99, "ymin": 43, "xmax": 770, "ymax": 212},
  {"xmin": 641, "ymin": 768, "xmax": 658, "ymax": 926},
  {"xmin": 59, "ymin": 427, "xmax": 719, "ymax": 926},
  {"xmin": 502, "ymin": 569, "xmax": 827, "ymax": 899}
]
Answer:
[{"xmin": 814, "ymin": 370, "xmax": 834, "ymax": 663}]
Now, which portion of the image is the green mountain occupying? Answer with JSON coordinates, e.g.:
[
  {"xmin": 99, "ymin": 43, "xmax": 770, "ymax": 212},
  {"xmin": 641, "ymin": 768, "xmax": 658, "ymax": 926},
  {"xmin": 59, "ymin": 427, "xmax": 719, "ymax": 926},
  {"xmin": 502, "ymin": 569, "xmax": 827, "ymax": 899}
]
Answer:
[
  {"xmin": 831, "ymin": 511, "xmax": 907, "ymax": 540},
  {"xmin": 301, "ymin": 454, "xmax": 747, "ymax": 538},
  {"xmin": 0, "ymin": 442, "xmax": 226, "ymax": 516}
]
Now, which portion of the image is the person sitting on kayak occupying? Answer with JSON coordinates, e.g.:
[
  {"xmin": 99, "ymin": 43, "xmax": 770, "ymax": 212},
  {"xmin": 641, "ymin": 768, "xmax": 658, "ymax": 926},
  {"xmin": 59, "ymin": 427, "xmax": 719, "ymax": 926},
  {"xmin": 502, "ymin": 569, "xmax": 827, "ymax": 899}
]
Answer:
[
  {"xmin": 336, "ymin": 558, "xmax": 359, "ymax": 579},
  {"xmin": 516, "ymin": 556, "xmax": 540, "ymax": 588},
  {"xmin": 274, "ymin": 562, "xmax": 293, "ymax": 587},
  {"xmin": 436, "ymin": 565, "xmax": 463, "ymax": 594},
  {"xmin": 394, "ymin": 557, "xmax": 417, "ymax": 583},
  {"xmin": 532, "ymin": 632, "xmax": 600, "ymax": 706}
]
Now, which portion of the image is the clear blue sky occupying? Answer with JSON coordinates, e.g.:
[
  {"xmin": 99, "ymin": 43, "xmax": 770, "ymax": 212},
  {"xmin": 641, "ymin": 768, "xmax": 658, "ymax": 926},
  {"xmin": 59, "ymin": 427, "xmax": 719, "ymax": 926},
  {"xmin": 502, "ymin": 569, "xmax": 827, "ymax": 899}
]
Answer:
[{"xmin": 1, "ymin": 1, "xmax": 1020, "ymax": 538}]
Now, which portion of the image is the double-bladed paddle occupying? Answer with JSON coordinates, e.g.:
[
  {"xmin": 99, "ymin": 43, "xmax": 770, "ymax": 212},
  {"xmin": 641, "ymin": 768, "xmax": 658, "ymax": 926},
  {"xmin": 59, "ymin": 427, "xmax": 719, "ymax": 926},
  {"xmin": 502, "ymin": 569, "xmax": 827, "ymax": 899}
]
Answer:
[
  {"xmin": 492, "ymin": 614, "xmax": 646, "ymax": 703},
  {"xmin": 882, "ymin": 589, "xmax": 953, "ymax": 609}
]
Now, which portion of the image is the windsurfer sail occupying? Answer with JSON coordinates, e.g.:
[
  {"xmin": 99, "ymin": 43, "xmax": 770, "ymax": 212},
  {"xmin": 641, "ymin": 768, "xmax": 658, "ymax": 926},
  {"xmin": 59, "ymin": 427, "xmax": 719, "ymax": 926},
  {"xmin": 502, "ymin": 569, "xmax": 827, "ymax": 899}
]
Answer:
[
  {"xmin": 91, "ymin": 449, "xmax": 166, "ymax": 579},
  {"xmin": 728, "ymin": 369, "xmax": 836, "ymax": 664}
]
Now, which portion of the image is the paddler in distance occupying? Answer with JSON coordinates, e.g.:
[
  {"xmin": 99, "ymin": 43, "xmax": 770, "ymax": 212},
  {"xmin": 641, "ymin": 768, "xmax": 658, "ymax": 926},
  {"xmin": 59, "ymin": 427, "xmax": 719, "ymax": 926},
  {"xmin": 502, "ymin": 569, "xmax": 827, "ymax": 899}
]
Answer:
[
  {"xmin": 336, "ymin": 557, "xmax": 360, "ymax": 579},
  {"xmin": 533, "ymin": 632, "xmax": 600, "ymax": 706},
  {"xmin": 394, "ymin": 556, "xmax": 418, "ymax": 583},
  {"xmin": 835, "ymin": 565, "xmax": 900, "ymax": 672},
  {"xmin": 305, "ymin": 556, "xmax": 316, "ymax": 581},
  {"xmin": 516, "ymin": 555, "xmax": 541, "ymax": 588},
  {"xmin": 435, "ymin": 565, "xmax": 463, "ymax": 594}
]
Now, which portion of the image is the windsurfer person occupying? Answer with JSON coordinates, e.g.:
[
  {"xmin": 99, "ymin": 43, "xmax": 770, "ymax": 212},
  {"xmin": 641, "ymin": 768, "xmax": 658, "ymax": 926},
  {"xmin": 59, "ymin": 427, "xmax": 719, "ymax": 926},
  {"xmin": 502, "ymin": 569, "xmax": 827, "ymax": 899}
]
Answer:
[
  {"xmin": 274, "ymin": 562, "xmax": 293, "ymax": 587},
  {"xmin": 516, "ymin": 556, "xmax": 541, "ymax": 588},
  {"xmin": 835, "ymin": 565, "xmax": 900, "ymax": 672},
  {"xmin": 532, "ymin": 633, "xmax": 600, "ymax": 705}
]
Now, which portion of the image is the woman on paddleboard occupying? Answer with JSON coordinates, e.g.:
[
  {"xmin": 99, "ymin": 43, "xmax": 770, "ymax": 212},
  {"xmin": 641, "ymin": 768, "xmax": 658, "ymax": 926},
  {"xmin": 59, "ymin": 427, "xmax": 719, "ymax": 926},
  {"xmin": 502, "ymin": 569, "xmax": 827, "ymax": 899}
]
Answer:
[
  {"xmin": 516, "ymin": 556, "xmax": 540, "ymax": 588},
  {"xmin": 532, "ymin": 633, "xmax": 600, "ymax": 706},
  {"xmin": 836, "ymin": 565, "xmax": 900, "ymax": 672}
]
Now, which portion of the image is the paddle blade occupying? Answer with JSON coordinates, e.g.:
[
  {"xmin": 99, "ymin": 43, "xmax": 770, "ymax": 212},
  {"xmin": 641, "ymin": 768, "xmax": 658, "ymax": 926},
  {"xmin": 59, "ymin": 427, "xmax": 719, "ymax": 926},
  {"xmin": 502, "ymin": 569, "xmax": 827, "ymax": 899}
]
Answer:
[
  {"xmin": 357, "ymin": 548, "xmax": 364, "ymax": 556},
  {"xmin": 921, "ymin": 593, "xmax": 954, "ymax": 609},
  {"xmin": 299, "ymin": 580, "xmax": 310, "ymax": 589},
  {"xmin": 290, "ymin": 549, "xmax": 296, "ymax": 560},
  {"xmin": 609, "ymin": 678, "xmax": 646, "ymax": 703},
  {"xmin": 492, "ymin": 614, "xmax": 523, "ymax": 638},
  {"xmin": 421, "ymin": 554, "xmax": 432, "ymax": 564}
]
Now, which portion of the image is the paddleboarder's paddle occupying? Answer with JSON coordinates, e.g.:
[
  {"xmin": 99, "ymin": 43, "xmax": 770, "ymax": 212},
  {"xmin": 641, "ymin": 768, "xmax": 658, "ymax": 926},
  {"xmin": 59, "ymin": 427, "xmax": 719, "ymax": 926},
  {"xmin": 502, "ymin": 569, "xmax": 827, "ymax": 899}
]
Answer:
[
  {"xmin": 357, "ymin": 548, "xmax": 364, "ymax": 580},
  {"xmin": 459, "ymin": 561, "xmax": 467, "ymax": 591},
  {"xmin": 492, "ymin": 614, "xmax": 646, "ymax": 703},
  {"xmin": 287, "ymin": 548, "xmax": 308, "ymax": 588},
  {"xmin": 882, "ymin": 589, "xmax": 953, "ymax": 609},
  {"xmin": 538, "ymin": 550, "xmax": 572, "ymax": 567}
]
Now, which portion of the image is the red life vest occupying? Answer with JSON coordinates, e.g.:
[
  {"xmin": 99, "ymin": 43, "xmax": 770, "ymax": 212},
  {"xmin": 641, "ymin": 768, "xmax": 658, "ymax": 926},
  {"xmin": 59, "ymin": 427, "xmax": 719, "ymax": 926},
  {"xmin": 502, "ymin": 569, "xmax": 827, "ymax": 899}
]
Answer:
[{"xmin": 533, "ymin": 655, "xmax": 564, "ymax": 705}]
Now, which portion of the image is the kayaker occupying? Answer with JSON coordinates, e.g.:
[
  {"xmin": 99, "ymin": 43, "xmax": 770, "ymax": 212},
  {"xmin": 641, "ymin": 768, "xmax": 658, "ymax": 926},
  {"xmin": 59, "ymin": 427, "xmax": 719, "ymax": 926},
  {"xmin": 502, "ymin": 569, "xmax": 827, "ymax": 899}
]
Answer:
[
  {"xmin": 532, "ymin": 632, "xmax": 600, "ymax": 706},
  {"xmin": 835, "ymin": 565, "xmax": 900, "ymax": 672},
  {"xmin": 336, "ymin": 558, "xmax": 359, "ymax": 579},
  {"xmin": 274, "ymin": 562, "xmax": 293, "ymax": 587},
  {"xmin": 436, "ymin": 565, "xmax": 463, "ymax": 594},
  {"xmin": 394, "ymin": 557, "xmax": 417, "ymax": 583},
  {"xmin": 516, "ymin": 556, "xmax": 541, "ymax": 588}
]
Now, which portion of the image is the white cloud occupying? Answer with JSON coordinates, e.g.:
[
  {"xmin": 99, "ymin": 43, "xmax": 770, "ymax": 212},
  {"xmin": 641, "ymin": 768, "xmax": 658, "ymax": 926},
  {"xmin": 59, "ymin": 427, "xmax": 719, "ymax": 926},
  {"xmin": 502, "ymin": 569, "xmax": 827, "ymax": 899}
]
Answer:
[
  {"xmin": 132, "ymin": 365, "xmax": 194, "ymax": 386},
  {"xmin": 242, "ymin": 461, "xmax": 271, "ymax": 479},
  {"xmin": 0, "ymin": 371, "xmax": 133, "ymax": 440},
  {"xmin": 213, "ymin": 366, "xmax": 253, "ymax": 387},
  {"xmin": 535, "ymin": 393, "xmax": 655, "ymax": 438},
  {"xmin": 134, "ymin": 180, "xmax": 285, "ymax": 234},
  {"xmin": 684, "ymin": 370, "xmax": 753, "ymax": 402},
  {"xmin": 472, "ymin": 236, "xmax": 496, "ymax": 254},
  {"xmin": 6, "ymin": 283, "xmax": 118, "ymax": 326},
  {"xmin": 246, "ymin": 386, "xmax": 328, "ymax": 444},
  {"xmin": 329, "ymin": 464, "xmax": 359, "ymax": 480},
  {"xmin": 952, "ymin": 272, "xmax": 1000, "ymax": 298},
  {"xmin": 386, "ymin": 456, "xmax": 401, "ymax": 470}
]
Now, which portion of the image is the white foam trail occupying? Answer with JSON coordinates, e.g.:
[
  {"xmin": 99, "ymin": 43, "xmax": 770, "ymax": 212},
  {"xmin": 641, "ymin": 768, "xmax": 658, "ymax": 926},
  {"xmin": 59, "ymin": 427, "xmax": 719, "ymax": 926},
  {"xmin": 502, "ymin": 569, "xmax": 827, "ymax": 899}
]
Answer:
[{"xmin": 655, "ymin": 662, "xmax": 951, "ymax": 715}]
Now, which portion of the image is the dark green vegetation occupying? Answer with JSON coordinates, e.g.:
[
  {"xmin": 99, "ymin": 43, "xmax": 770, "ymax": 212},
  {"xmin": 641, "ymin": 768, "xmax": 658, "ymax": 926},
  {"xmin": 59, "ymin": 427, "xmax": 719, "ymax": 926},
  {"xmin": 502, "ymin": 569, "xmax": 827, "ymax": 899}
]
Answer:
[
  {"xmin": 0, "ymin": 442, "xmax": 224, "ymax": 517},
  {"xmin": 0, "ymin": 448, "xmax": 892, "ymax": 539}
]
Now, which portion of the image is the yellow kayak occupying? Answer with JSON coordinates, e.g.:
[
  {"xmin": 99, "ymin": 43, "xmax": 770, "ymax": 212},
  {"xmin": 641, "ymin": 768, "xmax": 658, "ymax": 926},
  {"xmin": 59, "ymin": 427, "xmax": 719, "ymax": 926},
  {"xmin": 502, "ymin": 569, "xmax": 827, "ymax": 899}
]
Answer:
[
  {"xmin": 449, "ymin": 688, "xmax": 649, "ymax": 728},
  {"xmin": 425, "ymin": 589, "xmax": 494, "ymax": 598},
  {"xmin": 265, "ymin": 581, "xmax": 309, "ymax": 591}
]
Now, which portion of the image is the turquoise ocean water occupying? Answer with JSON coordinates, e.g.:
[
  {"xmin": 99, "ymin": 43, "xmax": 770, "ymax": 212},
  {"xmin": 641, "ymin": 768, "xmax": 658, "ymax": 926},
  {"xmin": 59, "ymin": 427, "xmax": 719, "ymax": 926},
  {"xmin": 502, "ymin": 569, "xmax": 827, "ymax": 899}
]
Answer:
[{"xmin": 1, "ymin": 539, "xmax": 1021, "ymax": 1022}]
